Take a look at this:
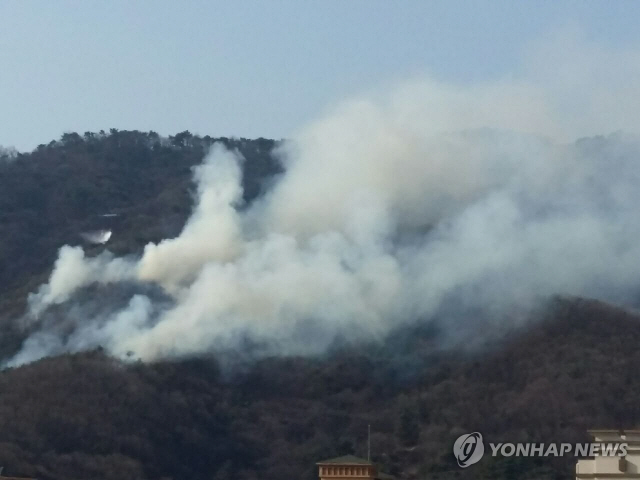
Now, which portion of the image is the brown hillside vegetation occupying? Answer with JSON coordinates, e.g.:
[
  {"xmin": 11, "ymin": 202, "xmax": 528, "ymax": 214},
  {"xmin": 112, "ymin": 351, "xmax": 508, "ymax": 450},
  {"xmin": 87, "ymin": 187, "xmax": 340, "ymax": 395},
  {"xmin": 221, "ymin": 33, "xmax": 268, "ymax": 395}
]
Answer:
[
  {"xmin": 0, "ymin": 131, "xmax": 281, "ymax": 358},
  {"xmin": 0, "ymin": 297, "xmax": 636, "ymax": 480},
  {"xmin": 1, "ymin": 133, "xmax": 639, "ymax": 479}
]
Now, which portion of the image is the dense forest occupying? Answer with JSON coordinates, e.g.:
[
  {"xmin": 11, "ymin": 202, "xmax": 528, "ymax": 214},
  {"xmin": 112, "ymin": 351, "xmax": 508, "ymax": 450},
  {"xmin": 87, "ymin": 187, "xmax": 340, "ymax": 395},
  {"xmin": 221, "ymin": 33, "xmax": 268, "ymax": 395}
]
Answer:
[
  {"xmin": 0, "ymin": 131, "xmax": 280, "ymax": 357},
  {"xmin": 0, "ymin": 132, "xmax": 637, "ymax": 479},
  {"xmin": 0, "ymin": 297, "xmax": 637, "ymax": 480}
]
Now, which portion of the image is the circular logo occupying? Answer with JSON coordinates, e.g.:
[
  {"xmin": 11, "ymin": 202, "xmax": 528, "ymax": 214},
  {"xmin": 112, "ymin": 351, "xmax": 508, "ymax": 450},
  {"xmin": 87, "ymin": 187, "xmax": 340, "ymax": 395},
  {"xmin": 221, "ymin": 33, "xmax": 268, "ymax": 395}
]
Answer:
[{"xmin": 453, "ymin": 432, "xmax": 484, "ymax": 468}]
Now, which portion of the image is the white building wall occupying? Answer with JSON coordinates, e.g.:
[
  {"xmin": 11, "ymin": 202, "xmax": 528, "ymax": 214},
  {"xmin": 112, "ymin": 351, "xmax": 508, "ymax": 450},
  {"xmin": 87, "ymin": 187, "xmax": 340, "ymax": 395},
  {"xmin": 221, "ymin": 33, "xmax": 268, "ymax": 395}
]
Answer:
[{"xmin": 576, "ymin": 430, "xmax": 640, "ymax": 479}]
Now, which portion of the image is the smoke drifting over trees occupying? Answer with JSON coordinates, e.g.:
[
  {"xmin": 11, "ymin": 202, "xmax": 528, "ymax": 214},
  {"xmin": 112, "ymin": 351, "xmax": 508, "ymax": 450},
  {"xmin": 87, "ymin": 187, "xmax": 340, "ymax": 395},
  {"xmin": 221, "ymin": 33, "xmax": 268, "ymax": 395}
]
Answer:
[
  {"xmin": 13, "ymin": 35, "xmax": 640, "ymax": 365},
  {"xmin": 1, "ymin": 27, "xmax": 640, "ymax": 480}
]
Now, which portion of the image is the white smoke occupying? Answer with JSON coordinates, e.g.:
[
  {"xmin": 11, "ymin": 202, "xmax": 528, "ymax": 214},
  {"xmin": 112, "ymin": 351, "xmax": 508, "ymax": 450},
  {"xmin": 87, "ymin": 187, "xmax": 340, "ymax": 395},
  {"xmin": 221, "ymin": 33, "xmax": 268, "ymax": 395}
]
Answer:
[
  {"xmin": 137, "ymin": 146, "xmax": 244, "ymax": 290},
  {"xmin": 28, "ymin": 246, "xmax": 136, "ymax": 317},
  {"xmin": 10, "ymin": 30, "xmax": 640, "ymax": 365}
]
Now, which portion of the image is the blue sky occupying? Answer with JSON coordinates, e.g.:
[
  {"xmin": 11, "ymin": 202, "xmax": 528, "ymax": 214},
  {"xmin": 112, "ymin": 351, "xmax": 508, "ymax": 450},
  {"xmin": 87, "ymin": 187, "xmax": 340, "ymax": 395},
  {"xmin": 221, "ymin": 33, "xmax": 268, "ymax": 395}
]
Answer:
[{"xmin": 1, "ymin": 0, "xmax": 639, "ymax": 151}]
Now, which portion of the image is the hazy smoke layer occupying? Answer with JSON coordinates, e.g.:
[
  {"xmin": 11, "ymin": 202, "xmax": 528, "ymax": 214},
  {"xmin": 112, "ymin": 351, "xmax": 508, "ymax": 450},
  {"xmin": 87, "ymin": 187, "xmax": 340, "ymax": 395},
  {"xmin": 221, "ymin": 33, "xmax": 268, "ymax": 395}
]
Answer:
[{"xmin": 10, "ymin": 32, "xmax": 640, "ymax": 365}]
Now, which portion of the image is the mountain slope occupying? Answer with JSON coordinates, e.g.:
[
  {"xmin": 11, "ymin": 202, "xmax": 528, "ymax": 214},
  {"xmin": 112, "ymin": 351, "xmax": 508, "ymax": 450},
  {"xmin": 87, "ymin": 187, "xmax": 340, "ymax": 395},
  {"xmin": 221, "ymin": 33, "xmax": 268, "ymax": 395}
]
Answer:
[
  {"xmin": 1, "ymin": 132, "xmax": 638, "ymax": 480},
  {"xmin": 0, "ymin": 131, "xmax": 281, "ymax": 358},
  {"xmin": 0, "ymin": 297, "xmax": 636, "ymax": 480}
]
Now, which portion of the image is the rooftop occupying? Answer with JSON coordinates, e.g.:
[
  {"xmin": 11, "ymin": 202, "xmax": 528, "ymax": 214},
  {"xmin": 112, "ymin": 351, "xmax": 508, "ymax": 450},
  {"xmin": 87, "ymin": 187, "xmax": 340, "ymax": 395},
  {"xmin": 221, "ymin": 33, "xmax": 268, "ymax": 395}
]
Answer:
[{"xmin": 317, "ymin": 455, "xmax": 373, "ymax": 465}]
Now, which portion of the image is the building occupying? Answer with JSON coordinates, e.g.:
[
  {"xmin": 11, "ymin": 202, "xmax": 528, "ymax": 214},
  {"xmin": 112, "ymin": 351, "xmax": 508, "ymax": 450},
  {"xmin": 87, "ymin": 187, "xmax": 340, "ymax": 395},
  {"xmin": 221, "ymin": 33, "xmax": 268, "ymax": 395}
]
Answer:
[
  {"xmin": 576, "ymin": 430, "xmax": 640, "ymax": 479},
  {"xmin": 317, "ymin": 455, "xmax": 394, "ymax": 480}
]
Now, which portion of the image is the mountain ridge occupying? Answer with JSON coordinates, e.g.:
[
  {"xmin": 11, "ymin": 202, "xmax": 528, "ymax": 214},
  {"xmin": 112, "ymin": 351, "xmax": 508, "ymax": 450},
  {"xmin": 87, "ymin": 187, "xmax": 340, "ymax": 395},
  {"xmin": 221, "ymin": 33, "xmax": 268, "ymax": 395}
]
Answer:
[{"xmin": 0, "ymin": 131, "xmax": 637, "ymax": 479}]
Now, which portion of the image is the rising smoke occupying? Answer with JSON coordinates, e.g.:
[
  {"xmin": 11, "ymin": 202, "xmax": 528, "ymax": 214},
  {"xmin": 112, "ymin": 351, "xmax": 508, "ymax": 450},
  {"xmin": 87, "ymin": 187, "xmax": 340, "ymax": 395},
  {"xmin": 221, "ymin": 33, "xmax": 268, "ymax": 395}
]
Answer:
[{"xmin": 9, "ymin": 30, "xmax": 640, "ymax": 365}]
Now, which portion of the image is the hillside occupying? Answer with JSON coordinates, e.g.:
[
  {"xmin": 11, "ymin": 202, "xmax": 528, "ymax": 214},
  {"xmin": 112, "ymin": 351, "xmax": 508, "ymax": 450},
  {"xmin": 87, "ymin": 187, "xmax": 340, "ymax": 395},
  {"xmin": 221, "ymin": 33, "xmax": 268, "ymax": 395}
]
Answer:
[
  {"xmin": 0, "ymin": 132, "xmax": 638, "ymax": 479},
  {"xmin": 0, "ymin": 131, "xmax": 281, "ymax": 358},
  {"xmin": 0, "ymin": 297, "xmax": 636, "ymax": 479}
]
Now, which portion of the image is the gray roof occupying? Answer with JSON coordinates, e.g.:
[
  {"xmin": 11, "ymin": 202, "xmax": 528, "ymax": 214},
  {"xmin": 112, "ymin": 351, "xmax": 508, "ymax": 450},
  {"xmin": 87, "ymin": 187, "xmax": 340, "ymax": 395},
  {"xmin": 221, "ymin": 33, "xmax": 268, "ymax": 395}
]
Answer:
[{"xmin": 317, "ymin": 455, "xmax": 373, "ymax": 465}]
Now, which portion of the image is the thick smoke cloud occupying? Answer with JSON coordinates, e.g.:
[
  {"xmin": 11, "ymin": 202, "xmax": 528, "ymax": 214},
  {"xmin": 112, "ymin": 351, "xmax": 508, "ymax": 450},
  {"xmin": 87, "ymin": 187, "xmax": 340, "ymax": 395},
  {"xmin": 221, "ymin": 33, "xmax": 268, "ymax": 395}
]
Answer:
[
  {"xmin": 137, "ymin": 146, "xmax": 244, "ymax": 289},
  {"xmin": 9, "ymin": 31, "xmax": 640, "ymax": 365}
]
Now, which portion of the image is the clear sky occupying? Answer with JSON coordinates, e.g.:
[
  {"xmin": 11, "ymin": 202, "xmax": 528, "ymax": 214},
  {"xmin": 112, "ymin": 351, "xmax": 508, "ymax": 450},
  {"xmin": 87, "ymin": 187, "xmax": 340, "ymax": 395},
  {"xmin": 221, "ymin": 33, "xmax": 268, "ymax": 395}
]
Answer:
[{"xmin": 1, "ymin": 0, "xmax": 640, "ymax": 151}]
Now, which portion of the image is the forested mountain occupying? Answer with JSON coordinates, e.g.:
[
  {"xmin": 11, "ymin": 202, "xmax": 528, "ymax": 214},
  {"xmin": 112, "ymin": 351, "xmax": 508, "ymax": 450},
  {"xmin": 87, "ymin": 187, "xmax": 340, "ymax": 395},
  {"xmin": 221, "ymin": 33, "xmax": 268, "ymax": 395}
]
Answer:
[
  {"xmin": 0, "ymin": 132, "xmax": 637, "ymax": 479},
  {"xmin": 0, "ymin": 131, "xmax": 280, "ymax": 357},
  {"xmin": 0, "ymin": 297, "xmax": 637, "ymax": 480}
]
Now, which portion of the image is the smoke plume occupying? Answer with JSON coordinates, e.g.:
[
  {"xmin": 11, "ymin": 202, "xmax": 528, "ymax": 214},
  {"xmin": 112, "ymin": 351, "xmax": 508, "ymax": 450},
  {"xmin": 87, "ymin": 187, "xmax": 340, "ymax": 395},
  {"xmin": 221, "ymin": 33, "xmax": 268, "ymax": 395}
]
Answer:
[{"xmin": 10, "ymin": 30, "xmax": 640, "ymax": 365}]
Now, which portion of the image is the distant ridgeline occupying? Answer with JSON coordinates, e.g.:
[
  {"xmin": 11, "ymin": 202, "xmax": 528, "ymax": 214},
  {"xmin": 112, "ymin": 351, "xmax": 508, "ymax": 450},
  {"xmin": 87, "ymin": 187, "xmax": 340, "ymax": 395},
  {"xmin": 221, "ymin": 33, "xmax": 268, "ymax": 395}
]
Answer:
[{"xmin": 0, "ymin": 130, "xmax": 281, "ymax": 355}]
